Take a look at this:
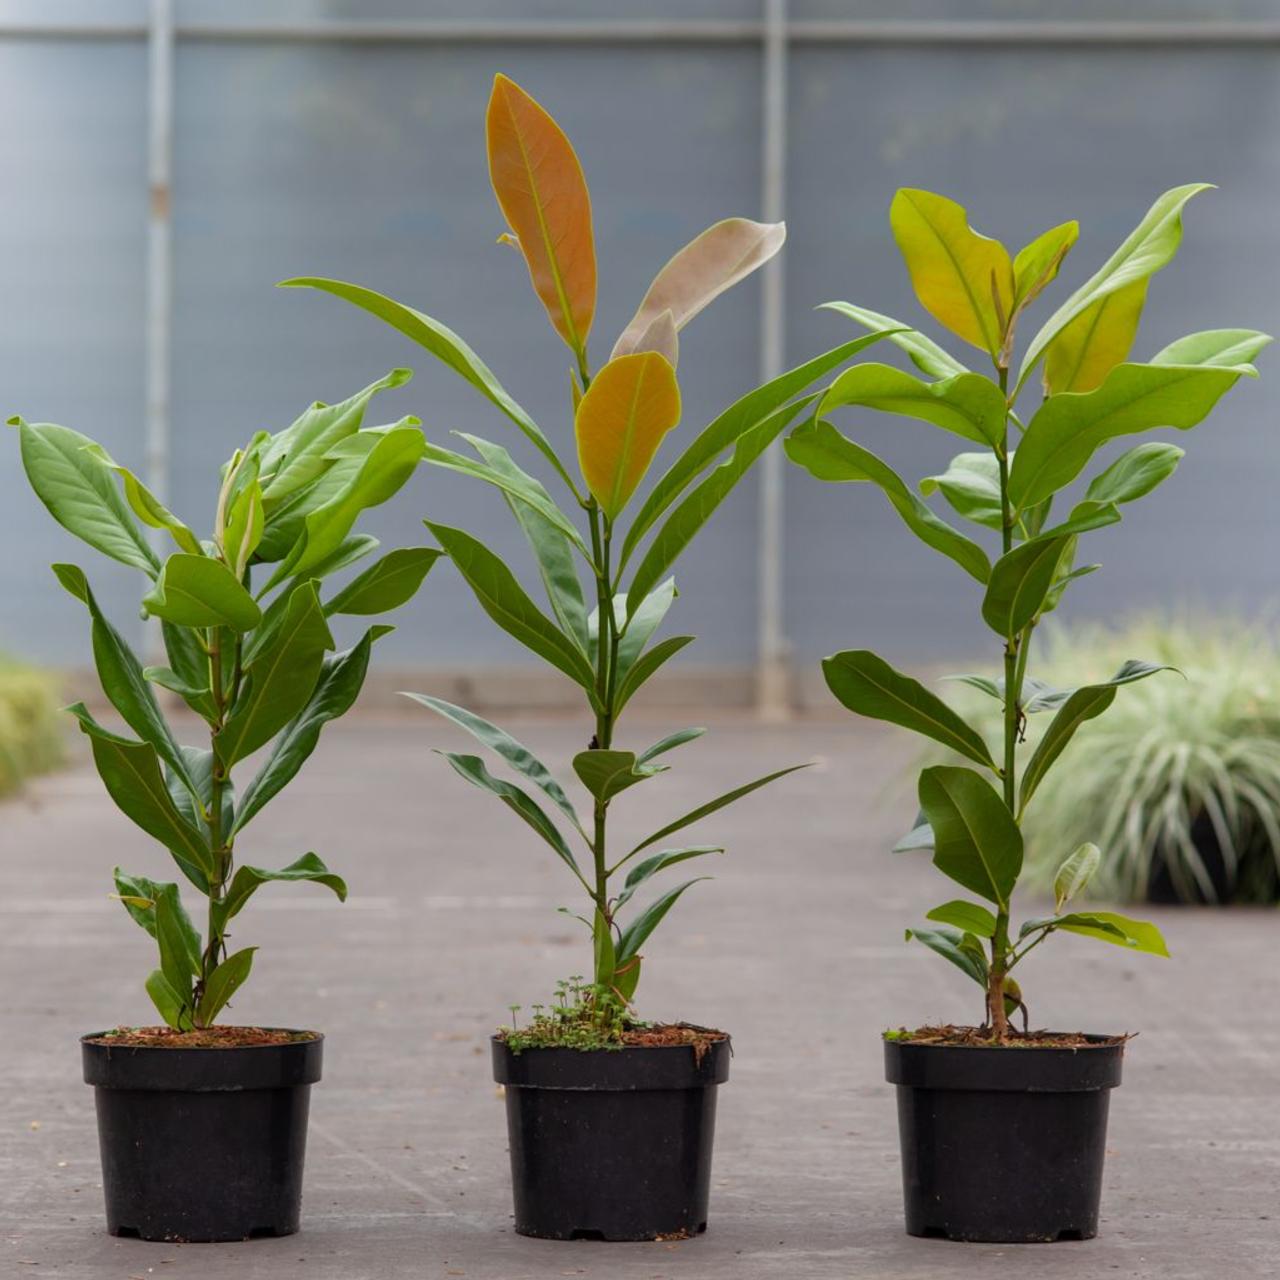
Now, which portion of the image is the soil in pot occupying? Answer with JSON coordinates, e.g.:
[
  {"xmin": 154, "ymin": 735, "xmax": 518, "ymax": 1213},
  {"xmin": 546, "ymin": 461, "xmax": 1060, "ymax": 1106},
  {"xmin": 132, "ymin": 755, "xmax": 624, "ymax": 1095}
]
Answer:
[
  {"xmin": 492, "ymin": 1025, "xmax": 730, "ymax": 1241},
  {"xmin": 82, "ymin": 1027, "xmax": 322, "ymax": 1242},
  {"xmin": 885, "ymin": 1027, "xmax": 1126, "ymax": 1243}
]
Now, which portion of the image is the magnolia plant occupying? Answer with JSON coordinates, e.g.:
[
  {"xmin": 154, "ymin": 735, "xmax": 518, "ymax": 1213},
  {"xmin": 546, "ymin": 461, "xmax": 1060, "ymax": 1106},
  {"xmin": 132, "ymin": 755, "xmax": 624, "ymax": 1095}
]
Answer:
[
  {"xmin": 787, "ymin": 185, "xmax": 1269, "ymax": 1039},
  {"xmin": 12, "ymin": 372, "xmax": 435, "ymax": 1029},
  {"xmin": 283, "ymin": 75, "xmax": 890, "ymax": 1025}
]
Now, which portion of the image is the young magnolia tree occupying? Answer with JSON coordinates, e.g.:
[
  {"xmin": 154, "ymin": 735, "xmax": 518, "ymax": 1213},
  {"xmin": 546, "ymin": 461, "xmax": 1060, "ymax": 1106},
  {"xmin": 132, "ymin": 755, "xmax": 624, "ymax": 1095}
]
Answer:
[
  {"xmin": 286, "ymin": 75, "xmax": 892, "ymax": 1026},
  {"xmin": 13, "ymin": 372, "xmax": 435, "ymax": 1029},
  {"xmin": 787, "ymin": 185, "xmax": 1269, "ymax": 1039}
]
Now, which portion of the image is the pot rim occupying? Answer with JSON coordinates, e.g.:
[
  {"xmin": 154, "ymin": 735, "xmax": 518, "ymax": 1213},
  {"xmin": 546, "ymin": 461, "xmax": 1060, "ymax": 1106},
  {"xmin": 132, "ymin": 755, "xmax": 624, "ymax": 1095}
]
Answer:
[
  {"xmin": 884, "ymin": 1032, "xmax": 1124, "ymax": 1093},
  {"xmin": 492, "ymin": 1028, "xmax": 731, "ymax": 1090},
  {"xmin": 80, "ymin": 1028, "xmax": 322, "ymax": 1051}
]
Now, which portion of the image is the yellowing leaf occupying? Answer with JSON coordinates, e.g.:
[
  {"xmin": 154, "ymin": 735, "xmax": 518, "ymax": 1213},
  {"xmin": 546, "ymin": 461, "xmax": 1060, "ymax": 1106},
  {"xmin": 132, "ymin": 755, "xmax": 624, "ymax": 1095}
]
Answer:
[
  {"xmin": 890, "ymin": 189, "xmax": 1014, "ymax": 361},
  {"xmin": 1044, "ymin": 278, "xmax": 1147, "ymax": 395},
  {"xmin": 575, "ymin": 353, "xmax": 681, "ymax": 520},
  {"xmin": 486, "ymin": 74, "xmax": 596, "ymax": 359},
  {"xmin": 1013, "ymin": 221, "xmax": 1079, "ymax": 310},
  {"xmin": 611, "ymin": 217, "xmax": 785, "ymax": 361}
]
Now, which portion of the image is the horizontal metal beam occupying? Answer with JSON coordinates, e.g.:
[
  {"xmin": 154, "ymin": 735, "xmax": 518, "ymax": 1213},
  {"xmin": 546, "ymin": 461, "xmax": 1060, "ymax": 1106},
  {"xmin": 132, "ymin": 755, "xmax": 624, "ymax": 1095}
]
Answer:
[{"xmin": 0, "ymin": 18, "xmax": 1279, "ymax": 46}]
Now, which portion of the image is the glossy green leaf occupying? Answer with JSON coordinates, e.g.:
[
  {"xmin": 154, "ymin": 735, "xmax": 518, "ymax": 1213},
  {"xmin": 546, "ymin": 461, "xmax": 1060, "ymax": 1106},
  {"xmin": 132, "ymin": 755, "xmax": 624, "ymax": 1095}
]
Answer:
[
  {"xmin": 1151, "ymin": 327, "xmax": 1272, "ymax": 374},
  {"xmin": 819, "ymin": 302, "xmax": 968, "ymax": 379},
  {"xmin": 1012, "ymin": 221, "xmax": 1078, "ymax": 311},
  {"xmin": 625, "ymin": 400, "xmax": 808, "ymax": 614},
  {"xmin": 81, "ymin": 444, "xmax": 202, "ymax": 556},
  {"xmin": 1053, "ymin": 843, "xmax": 1101, "ymax": 913},
  {"xmin": 157, "ymin": 621, "xmax": 217, "ymax": 719},
  {"xmin": 234, "ymin": 628, "xmax": 388, "ymax": 832},
  {"xmin": 822, "ymin": 650, "xmax": 997, "ymax": 770},
  {"xmin": 324, "ymin": 547, "xmax": 441, "ymax": 616},
  {"xmin": 426, "ymin": 521, "xmax": 598, "ymax": 698},
  {"xmin": 404, "ymin": 693, "xmax": 583, "ymax": 837},
  {"xmin": 616, "ymin": 878, "xmax": 709, "ymax": 965},
  {"xmin": 1044, "ymin": 279, "xmax": 1147, "ymax": 396},
  {"xmin": 919, "ymin": 451, "xmax": 1003, "ymax": 531},
  {"xmin": 619, "ymin": 846, "xmax": 722, "ymax": 904},
  {"xmin": 154, "ymin": 891, "xmax": 200, "ymax": 1002},
  {"xmin": 217, "ymin": 583, "xmax": 333, "ymax": 768},
  {"xmin": 1056, "ymin": 910, "xmax": 1169, "ymax": 956},
  {"xmin": 620, "ymin": 331, "xmax": 896, "ymax": 568},
  {"xmin": 195, "ymin": 947, "xmax": 257, "ymax": 1027},
  {"xmin": 614, "ymin": 635, "xmax": 694, "ymax": 713},
  {"xmin": 113, "ymin": 871, "xmax": 202, "ymax": 969},
  {"xmin": 220, "ymin": 855, "xmax": 346, "ymax": 923},
  {"xmin": 573, "ymin": 750, "xmax": 663, "ymax": 804},
  {"xmin": 145, "ymin": 968, "xmax": 192, "ymax": 1031},
  {"xmin": 438, "ymin": 750, "xmax": 581, "ymax": 876},
  {"xmin": 893, "ymin": 822, "xmax": 934, "ymax": 853},
  {"xmin": 13, "ymin": 419, "xmax": 160, "ymax": 576},
  {"xmin": 142, "ymin": 554, "xmax": 262, "ymax": 632},
  {"xmin": 166, "ymin": 746, "xmax": 231, "ymax": 857},
  {"xmin": 1016, "ymin": 183, "xmax": 1213, "ymax": 394},
  {"xmin": 918, "ymin": 765, "xmax": 1022, "ymax": 907},
  {"xmin": 1084, "ymin": 442, "xmax": 1184, "ymax": 507},
  {"xmin": 593, "ymin": 907, "xmax": 616, "ymax": 987},
  {"xmin": 280, "ymin": 277, "xmax": 580, "ymax": 497},
  {"xmin": 905, "ymin": 924, "xmax": 987, "ymax": 986},
  {"xmin": 926, "ymin": 899, "xmax": 998, "ymax": 938},
  {"xmin": 615, "ymin": 577, "xmax": 676, "ymax": 686},
  {"xmin": 981, "ymin": 535, "xmax": 1072, "ymax": 637},
  {"xmin": 628, "ymin": 764, "xmax": 808, "ymax": 859},
  {"xmin": 785, "ymin": 419, "xmax": 990, "ymax": 583},
  {"xmin": 223, "ymin": 480, "xmax": 265, "ymax": 579},
  {"xmin": 819, "ymin": 363, "xmax": 1007, "ymax": 447},
  {"xmin": 636, "ymin": 726, "xmax": 705, "ymax": 764}
]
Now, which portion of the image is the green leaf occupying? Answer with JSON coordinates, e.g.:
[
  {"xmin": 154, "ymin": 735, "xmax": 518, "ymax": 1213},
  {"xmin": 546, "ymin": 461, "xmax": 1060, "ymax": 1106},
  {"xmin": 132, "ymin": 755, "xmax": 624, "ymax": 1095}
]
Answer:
[
  {"xmin": 301, "ymin": 533, "xmax": 380, "ymax": 580},
  {"xmin": 113, "ymin": 871, "xmax": 202, "ymax": 967},
  {"xmin": 819, "ymin": 363, "xmax": 1007, "ymax": 447},
  {"xmin": 1056, "ymin": 910, "xmax": 1169, "ymax": 957},
  {"xmin": 220, "ymin": 855, "xmax": 346, "ymax": 924},
  {"xmin": 573, "ymin": 750, "xmax": 663, "ymax": 804},
  {"xmin": 80, "ymin": 443, "xmax": 202, "ymax": 556},
  {"xmin": 68, "ymin": 705, "xmax": 213, "ymax": 879},
  {"xmin": 1151, "ymin": 328, "xmax": 1272, "ymax": 374},
  {"xmin": 919, "ymin": 451, "xmax": 1003, "ymax": 530},
  {"xmin": 1019, "ymin": 661, "xmax": 1172, "ymax": 807},
  {"xmin": 404, "ymin": 694, "xmax": 583, "ymax": 837},
  {"xmin": 618, "ymin": 846, "xmax": 722, "ymax": 907},
  {"xmin": 625, "ymin": 400, "xmax": 807, "ymax": 615},
  {"xmin": 155, "ymin": 621, "xmax": 217, "ymax": 720},
  {"xmin": 1037, "ymin": 500, "xmax": 1121, "ymax": 541},
  {"xmin": 636, "ymin": 727, "xmax": 705, "ymax": 765},
  {"xmin": 222, "ymin": 480, "xmax": 265, "ymax": 579},
  {"xmin": 593, "ymin": 907, "xmax": 616, "ymax": 987},
  {"xmin": 280, "ymin": 277, "xmax": 581, "ymax": 497},
  {"xmin": 905, "ymin": 925, "xmax": 987, "ymax": 986},
  {"xmin": 819, "ymin": 302, "xmax": 967, "ymax": 379},
  {"xmin": 463, "ymin": 434, "xmax": 590, "ymax": 651},
  {"xmin": 619, "ymin": 330, "xmax": 897, "ymax": 568},
  {"xmin": 1043, "ymin": 279, "xmax": 1147, "ymax": 396},
  {"xmin": 438, "ymin": 751, "xmax": 581, "ymax": 877},
  {"xmin": 53, "ymin": 564, "xmax": 198, "ymax": 799},
  {"xmin": 145, "ymin": 968, "xmax": 192, "ymax": 1031},
  {"xmin": 616, "ymin": 878, "xmax": 709, "ymax": 965},
  {"xmin": 324, "ymin": 547, "xmax": 441, "ymax": 616},
  {"xmin": 627, "ymin": 764, "xmax": 808, "ymax": 859},
  {"xmin": 13, "ymin": 419, "xmax": 160, "ymax": 576},
  {"xmin": 167, "ymin": 746, "xmax": 231, "ymax": 851},
  {"xmin": 785, "ymin": 419, "xmax": 990, "ymax": 583},
  {"xmin": 217, "ymin": 582, "xmax": 333, "ymax": 768},
  {"xmin": 271, "ymin": 423, "xmax": 425, "ymax": 586},
  {"xmin": 154, "ymin": 891, "xmax": 200, "ymax": 1002},
  {"xmin": 1084, "ymin": 442, "xmax": 1184, "ymax": 507},
  {"xmin": 926, "ymin": 899, "xmax": 998, "ymax": 938},
  {"xmin": 981, "ymin": 536, "xmax": 1071, "ymax": 637},
  {"xmin": 1053, "ymin": 843, "xmax": 1101, "ymax": 913},
  {"xmin": 614, "ymin": 577, "xmax": 676, "ymax": 686},
  {"xmin": 1016, "ymin": 183, "xmax": 1214, "ymax": 395},
  {"xmin": 1022, "ymin": 658, "xmax": 1170, "ymax": 713},
  {"xmin": 261, "ymin": 368, "xmax": 412, "ymax": 507},
  {"xmin": 195, "ymin": 948, "xmax": 257, "ymax": 1027},
  {"xmin": 614, "ymin": 956, "xmax": 642, "ymax": 1003},
  {"xmin": 1012, "ymin": 221, "xmax": 1078, "ymax": 311},
  {"xmin": 427, "ymin": 521, "xmax": 598, "ymax": 699},
  {"xmin": 142, "ymin": 554, "xmax": 262, "ymax": 632},
  {"xmin": 822, "ymin": 650, "xmax": 996, "ymax": 771},
  {"xmin": 918, "ymin": 765, "xmax": 1022, "ymax": 907},
  {"xmin": 614, "ymin": 635, "xmax": 694, "ymax": 713},
  {"xmin": 893, "ymin": 822, "xmax": 934, "ymax": 853}
]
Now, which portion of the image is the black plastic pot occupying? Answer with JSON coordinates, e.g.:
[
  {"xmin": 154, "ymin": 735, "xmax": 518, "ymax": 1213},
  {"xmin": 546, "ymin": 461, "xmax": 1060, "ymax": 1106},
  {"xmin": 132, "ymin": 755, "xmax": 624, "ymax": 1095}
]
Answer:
[
  {"xmin": 884, "ymin": 1035, "xmax": 1124, "ymax": 1243},
  {"xmin": 491, "ymin": 1032, "xmax": 730, "ymax": 1240},
  {"xmin": 81, "ymin": 1031, "xmax": 322, "ymax": 1242}
]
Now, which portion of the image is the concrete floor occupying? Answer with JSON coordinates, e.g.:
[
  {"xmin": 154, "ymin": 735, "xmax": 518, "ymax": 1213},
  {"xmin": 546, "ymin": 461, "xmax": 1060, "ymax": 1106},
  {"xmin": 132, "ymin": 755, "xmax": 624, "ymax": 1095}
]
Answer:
[{"xmin": 2, "ymin": 715, "xmax": 1277, "ymax": 1279}]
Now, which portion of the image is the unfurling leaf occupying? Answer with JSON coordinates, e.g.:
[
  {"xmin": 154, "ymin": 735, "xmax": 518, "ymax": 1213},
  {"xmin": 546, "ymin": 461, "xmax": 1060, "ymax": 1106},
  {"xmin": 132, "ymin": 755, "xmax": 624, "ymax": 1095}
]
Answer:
[
  {"xmin": 889, "ymin": 189, "xmax": 1014, "ymax": 360},
  {"xmin": 575, "ymin": 352, "xmax": 681, "ymax": 520},
  {"xmin": 611, "ymin": 217, "xmax": 785, "ymax": 361},
  {"xmin": 486, "ymin": 73, "xmax": 596, "ymax": 359},
  {"xmin": 1053, "ymin": 843, "xmax": 1101, "ymax": 914}
]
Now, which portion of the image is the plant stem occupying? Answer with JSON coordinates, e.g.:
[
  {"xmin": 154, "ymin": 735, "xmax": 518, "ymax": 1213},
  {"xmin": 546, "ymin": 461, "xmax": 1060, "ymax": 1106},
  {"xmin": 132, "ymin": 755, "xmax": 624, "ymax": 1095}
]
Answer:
[{"xmin": 587, "ymin": 504, "xmax": 617, "ymax": 988}]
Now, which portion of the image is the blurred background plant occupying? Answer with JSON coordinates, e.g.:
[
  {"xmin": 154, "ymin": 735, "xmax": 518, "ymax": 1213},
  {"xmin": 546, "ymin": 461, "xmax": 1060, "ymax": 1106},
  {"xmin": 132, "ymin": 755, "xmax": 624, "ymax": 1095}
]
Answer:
[
  {"xmin": 924, "ymin": 618, "xmax": 1280, "ymax": 906},
  {"xmin": 0, "ymin": 653, "xmax": 63, "ymax": 796}
]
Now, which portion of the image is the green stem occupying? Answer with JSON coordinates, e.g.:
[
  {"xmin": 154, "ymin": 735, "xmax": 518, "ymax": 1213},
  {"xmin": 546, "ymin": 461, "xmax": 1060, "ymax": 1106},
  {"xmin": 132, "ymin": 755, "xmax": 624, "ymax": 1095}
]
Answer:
[{"xmin": 587, "ymin": 503, "xmax": 618, "ymax": 988}]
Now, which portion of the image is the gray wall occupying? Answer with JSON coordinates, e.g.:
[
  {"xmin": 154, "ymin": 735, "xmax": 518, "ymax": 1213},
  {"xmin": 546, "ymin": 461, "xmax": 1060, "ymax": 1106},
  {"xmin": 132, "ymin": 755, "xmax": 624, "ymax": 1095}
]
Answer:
[{"xmin": 1, "ymin": 3, "xmax": 1276, "ymax": 683}]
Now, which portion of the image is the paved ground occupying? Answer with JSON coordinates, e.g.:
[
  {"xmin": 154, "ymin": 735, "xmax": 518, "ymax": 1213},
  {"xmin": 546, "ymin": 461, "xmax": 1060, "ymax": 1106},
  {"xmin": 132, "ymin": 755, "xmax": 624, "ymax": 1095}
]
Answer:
[{"xmin": 2, "ymin": 715, "xmax": 1277, "ymax": 1279}]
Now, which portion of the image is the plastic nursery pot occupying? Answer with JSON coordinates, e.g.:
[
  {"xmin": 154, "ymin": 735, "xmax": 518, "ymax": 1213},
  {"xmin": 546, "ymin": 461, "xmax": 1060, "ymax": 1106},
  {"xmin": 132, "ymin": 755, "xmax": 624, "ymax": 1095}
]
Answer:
[
  {"xmin": 81, "ymin": 1031, "xmax": 323, "ymax": 1242},
  {"xmin": 491, "ymin": 1031, "xmax": 731, "ymax": 1241},
  {"xmin": 884, "ymin": 1034, "xmax": 1124, "ymax": 1243}
]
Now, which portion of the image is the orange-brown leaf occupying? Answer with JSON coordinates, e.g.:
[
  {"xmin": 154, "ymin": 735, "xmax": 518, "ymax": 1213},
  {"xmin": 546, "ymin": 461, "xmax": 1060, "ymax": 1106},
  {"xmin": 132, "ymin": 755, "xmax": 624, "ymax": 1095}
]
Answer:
[
  {"xmin": 575, "ymin": 353, "xmax": 681, "ymax": 520},
  {"xmin": 486, "ymin": 74, "xmax": 596, "ymax": 357}
]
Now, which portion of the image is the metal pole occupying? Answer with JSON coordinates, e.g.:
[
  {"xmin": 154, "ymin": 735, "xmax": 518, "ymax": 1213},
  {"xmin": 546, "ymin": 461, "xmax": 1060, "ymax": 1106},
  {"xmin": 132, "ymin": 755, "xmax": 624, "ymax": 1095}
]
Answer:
[
  {"xmin": 756, "ymin": 0, "xmax": 789, "ymax": 721},
  {"xmin": 144, "ymin": 0, "xmax": 173, "ymax": 658}
]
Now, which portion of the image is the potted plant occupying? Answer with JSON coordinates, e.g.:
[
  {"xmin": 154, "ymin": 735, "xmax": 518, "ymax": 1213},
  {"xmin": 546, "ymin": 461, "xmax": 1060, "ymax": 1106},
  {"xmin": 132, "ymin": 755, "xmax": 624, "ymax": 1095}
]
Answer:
[
  {"xmin": 282, "ymin": 74, "xmax": 892, "ymax": 1242},
  {"xmin": 786, "ymin": 185, "xmax": 1269, "ymax": 1242},
  {"xmin": 11, "ymin": 368, "xmax": 435, "ymax": 1241}
]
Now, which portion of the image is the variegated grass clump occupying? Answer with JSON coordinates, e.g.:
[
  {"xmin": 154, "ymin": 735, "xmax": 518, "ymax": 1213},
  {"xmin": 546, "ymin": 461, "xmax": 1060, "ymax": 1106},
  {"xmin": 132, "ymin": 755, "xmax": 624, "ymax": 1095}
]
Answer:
[{"xmin": 0, "ymin": 654, "xmax": 64, "ymax": 795}]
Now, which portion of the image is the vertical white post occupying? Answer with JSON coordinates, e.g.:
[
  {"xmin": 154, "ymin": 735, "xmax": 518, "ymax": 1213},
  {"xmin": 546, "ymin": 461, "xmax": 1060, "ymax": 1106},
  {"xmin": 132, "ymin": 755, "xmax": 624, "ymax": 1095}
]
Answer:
[
  {"xmin": 756, "ymin": 0, "xmax": 790, "ymax": 719},
  {"xmin": 145, "ymin": 0, "xmax": 173, "ymax": 658}
]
